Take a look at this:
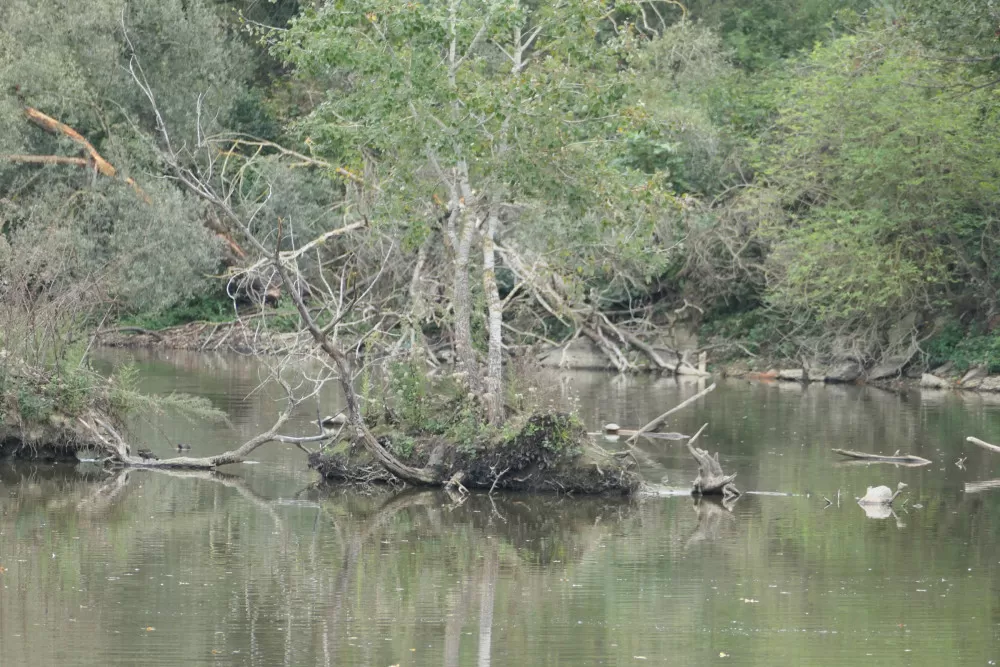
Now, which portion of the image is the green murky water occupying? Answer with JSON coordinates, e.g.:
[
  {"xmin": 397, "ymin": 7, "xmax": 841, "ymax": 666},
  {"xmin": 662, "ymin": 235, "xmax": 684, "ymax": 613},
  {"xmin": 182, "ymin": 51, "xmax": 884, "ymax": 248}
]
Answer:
[{"xmin": 3, "ymin": 349, "xmax": 1000, "ymax": 665}]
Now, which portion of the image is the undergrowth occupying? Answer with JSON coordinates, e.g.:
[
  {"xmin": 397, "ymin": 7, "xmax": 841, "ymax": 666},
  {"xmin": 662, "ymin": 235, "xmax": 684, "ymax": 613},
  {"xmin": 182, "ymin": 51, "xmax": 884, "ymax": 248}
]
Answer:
[
  {"xmin": 924, "ymin": 322, "xmax": 1000, "ymax": 373},
  {"xmin": 120, "ymin": 293, "xmax": 236, "ymax": 330},
  {"xmin": 364, "ymin": 359, "xmax": 585, "ymax": 456}
]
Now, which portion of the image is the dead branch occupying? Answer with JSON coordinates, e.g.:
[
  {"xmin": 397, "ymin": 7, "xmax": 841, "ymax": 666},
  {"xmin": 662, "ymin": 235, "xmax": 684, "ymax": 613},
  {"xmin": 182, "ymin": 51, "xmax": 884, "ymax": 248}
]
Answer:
[
  {"xmin": 617, "ymin": 325, "xmax": 670, "ymax": 370},
  {"xmin": 239, "ymin": 220, "xmax": 367, "ymax": 276},
  {"xmin": 582, "ymin": 323, "xmax": 633, "ymax": 372},
  {"xmin": 270, "ymin": 224, "xmax": 442, "ymax": 485},
  {"xmin": 76, "ymin": 377, "xmax": 324, "ymax": 469},
  {"xmin": 626, "ymin": 382, "xmax": 716, "ymax": 444},
  {"xmin": 7, "ymin": 105, "xmax": 252, "ymax": 258},
  {"xmin": 14, "ymin": 106, "xmax": 150, "ymax": 202},
  {"xmin": 4, "ymin": 154, "xmax": 89, "ymax": 168},
  {"xmin": 217, "ymin": 136, "xmax": 369, "ymax": 187}
]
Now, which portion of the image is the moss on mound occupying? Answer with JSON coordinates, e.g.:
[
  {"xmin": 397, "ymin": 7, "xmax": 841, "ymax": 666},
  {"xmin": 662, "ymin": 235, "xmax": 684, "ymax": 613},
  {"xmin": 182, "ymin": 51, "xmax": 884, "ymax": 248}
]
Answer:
[{"xmin": 309, "ymin": 411, "xmax": 640, "ymax": 495}]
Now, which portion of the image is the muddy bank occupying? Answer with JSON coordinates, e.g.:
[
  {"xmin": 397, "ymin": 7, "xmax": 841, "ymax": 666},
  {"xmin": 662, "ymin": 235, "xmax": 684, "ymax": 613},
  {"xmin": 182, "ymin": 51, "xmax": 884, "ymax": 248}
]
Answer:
[
  {"xmin": 309, "ymin": 412, "xmax": 641, "ymax": 495},
  {"xmin": 0, "ymin": 418, "xmax": 101, "ymax": 463}
]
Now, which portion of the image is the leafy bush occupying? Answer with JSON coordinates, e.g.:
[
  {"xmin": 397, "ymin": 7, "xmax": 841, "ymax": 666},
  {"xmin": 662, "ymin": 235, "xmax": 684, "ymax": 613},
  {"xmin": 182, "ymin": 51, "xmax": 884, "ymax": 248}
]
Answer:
[{"xmin": 924, "ymin": 323, "xmax": 1000, "ymax": 373}]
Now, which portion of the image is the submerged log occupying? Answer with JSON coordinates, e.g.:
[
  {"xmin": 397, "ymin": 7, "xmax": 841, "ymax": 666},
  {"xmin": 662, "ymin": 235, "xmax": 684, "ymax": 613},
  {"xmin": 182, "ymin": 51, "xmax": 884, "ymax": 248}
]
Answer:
[
  {"xmin": 686, "ymin": 423, "xmax": 740, "ymax": 497},
  {"xmin": 600, "ymin": 424, "xmax": 688, "ymax": 440},
  {"xmin": 832, "ymin": 448, "xmax": 931, "ymax": 466}
]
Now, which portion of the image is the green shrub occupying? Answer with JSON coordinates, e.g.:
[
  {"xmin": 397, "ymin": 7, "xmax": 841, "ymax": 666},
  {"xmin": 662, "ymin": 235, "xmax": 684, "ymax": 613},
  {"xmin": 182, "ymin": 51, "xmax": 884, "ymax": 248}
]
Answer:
[{"xmin": 925, "ymin": 324, "xmax": 1000, "ymax": 373}]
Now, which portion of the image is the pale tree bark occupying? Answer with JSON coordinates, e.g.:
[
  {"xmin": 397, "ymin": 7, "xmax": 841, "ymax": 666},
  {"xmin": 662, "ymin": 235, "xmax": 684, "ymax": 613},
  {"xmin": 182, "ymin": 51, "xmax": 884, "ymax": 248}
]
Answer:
[
  {"xmin": 481, "ymin": 209, "xmax": 505, "ymax": 425},
  {"xmin": 453, "ymin": 165, "xmax": 484, "ymax": 393},
  {"xmin": 404, "ymin": 234, "xmax": 438, "ymax": 366}
]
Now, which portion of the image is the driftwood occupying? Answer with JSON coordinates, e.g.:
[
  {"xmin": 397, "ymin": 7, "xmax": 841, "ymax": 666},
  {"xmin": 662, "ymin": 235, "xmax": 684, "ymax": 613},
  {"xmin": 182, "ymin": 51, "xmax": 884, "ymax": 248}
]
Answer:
[
  {"xmin": 620, "ymin": 430, "xmax": 689, "ymax": 441},
  {"xmin": 832, "ymin": 448, "xmax": 931, "ymax": 466},
  {"xmin": 686, "ymin": 423, "xmax": 739, "ymax": 497},
  {"xmin": 966, "ymin": 436, "xmax": 1000, "ymax": 454},
  {"xmin": 626, "ymin": 382, "xmax": 716, "ymax": 444}
]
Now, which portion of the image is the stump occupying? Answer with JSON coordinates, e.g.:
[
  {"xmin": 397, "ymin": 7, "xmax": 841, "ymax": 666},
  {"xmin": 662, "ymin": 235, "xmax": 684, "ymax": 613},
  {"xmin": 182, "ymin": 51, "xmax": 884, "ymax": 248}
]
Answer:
[{"xmin": 685, "ymin": 423, "xmax": 740, "ymax": 498}]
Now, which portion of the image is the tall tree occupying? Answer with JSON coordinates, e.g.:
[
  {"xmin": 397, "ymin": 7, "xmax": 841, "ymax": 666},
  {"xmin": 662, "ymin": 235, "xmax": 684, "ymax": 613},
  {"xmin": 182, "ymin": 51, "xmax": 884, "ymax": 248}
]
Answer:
[{"xmin": 277, "ymin": 0, "xmax": 682, "ymax": 418}]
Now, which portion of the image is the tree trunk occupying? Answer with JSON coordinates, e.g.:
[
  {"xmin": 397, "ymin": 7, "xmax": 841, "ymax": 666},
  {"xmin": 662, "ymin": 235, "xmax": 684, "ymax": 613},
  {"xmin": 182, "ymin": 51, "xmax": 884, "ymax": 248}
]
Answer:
[
  {"xmin": 453, "ymin": 203, "xmax": 483, "ymax": 393},
  {"xmin": 329, "ymin": 351, "xmax": 442, "ymax": 484},
  {"xmin": 685, "ymin": 424, "xmax": 740, "ymax": 497},
  {"xmin": 481, "ymin": 209, "xmax": 505, "ymax": 425}
]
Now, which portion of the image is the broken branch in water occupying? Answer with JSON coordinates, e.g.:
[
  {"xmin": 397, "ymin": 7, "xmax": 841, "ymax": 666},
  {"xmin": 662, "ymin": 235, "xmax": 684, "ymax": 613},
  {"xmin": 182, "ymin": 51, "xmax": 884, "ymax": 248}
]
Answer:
[
  {"xmin": 967, "ymin": 436, "xmax": 1000, "ymax": 454},
  {"xmin": 831, "ymin": 449, "xmax": 932, "ymax": 466},
  {"xmin": 626, "ymin": 383, "xmax": 716, "ymax": 445}
]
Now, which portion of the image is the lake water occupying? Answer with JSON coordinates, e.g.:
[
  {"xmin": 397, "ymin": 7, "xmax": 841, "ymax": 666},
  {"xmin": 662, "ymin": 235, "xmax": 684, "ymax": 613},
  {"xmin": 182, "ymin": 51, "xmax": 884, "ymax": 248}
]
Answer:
[{"xmin": 2, "ymin": 348, "xmax": 1000, "ymax": 665}]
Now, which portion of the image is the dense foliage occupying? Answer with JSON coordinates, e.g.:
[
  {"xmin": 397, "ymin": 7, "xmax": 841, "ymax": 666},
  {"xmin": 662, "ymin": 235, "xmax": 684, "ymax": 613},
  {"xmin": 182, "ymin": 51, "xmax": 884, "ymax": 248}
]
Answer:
[{"xmin": 3, "ymin": 0, "xmax": 1000, "ymax": 372}]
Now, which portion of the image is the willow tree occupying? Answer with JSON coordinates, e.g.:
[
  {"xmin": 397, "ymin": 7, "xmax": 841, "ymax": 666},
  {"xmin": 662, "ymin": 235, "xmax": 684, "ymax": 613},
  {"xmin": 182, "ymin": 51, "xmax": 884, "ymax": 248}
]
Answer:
[
  {"xmin": 0, "ymin": 0, "xmax": 258, "ymax": 314},
  {"xmin": 277, "ymin": 0, "xmax": 680, "ymax": 423}
]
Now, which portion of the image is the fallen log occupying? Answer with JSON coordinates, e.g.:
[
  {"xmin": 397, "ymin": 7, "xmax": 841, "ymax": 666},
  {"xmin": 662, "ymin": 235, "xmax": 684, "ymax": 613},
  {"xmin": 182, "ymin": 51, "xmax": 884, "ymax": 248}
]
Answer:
[
  {"xmin": 832, "ymin": 448, "xmax": 931, "ymax": 466},
  {"xmin": 686, "ymin": 423, "xmax": 739, "ymax": 497},
  {"xmin": 94, "ymin": 326, "xmax": 165, "ymax": 342},
  {"xmin": 833, "ymin": 459, "xmax": 930, "ymax": 469}
]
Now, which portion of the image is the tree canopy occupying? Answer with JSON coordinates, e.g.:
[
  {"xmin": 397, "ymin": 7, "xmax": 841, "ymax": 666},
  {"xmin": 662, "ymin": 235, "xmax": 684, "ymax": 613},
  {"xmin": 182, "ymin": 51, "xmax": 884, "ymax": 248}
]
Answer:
[{"xmin": 5, "ymin": 0, "xmax": 1000, "ymax": 371}]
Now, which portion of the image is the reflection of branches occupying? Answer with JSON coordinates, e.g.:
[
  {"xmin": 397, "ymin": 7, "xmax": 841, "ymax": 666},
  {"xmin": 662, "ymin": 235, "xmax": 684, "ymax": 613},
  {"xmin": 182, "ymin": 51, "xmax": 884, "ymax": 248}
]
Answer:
[
  {"xmin": 316, "ymin": 490, "xmax": 440, "ymax": 664},
  {"xmin": 965, "ymin": 479, "xmax": 1000, "ymax": 493},
  {"xmin": 76, "ymin": 470, "xmax": 132, "ymax": 513},
  {"xmin": 78, "ymin": 467, "xmax": 319, "ymax": 532},
  {"xmin": 685, "ymin": 495, "xmax": 738, "ymax": 548},
  {"xmin": 478, "ymin": 544, "xmax": 499, "ymax": 667},
  {"xmin": 144, "ymin": 468, "xmax": 306, "ymax": 530}
]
